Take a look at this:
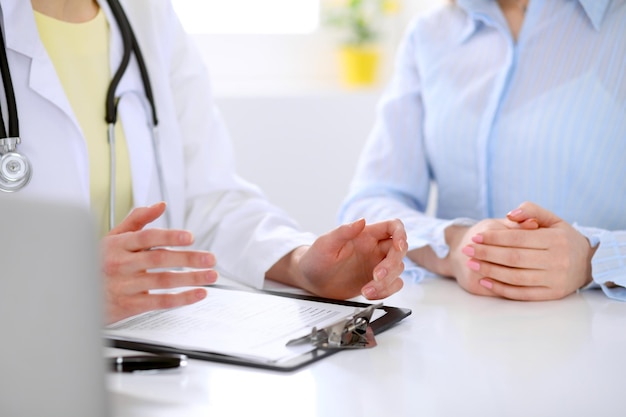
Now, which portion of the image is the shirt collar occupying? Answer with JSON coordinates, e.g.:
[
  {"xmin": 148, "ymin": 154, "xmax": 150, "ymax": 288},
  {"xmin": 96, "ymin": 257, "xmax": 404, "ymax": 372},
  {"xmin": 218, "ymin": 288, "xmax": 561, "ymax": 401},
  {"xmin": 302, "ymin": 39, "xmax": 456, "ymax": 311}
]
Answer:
[
  {"xmin": 455, "ymin": 0, "xmax": 613, "ymax": 42},
  {"xmin": 454, "ymin": 0, "xmax": 503, "ymax": 44},
  {"xmin": 578, "ymin": 0, "xmax": 612, "ymax": 31}
]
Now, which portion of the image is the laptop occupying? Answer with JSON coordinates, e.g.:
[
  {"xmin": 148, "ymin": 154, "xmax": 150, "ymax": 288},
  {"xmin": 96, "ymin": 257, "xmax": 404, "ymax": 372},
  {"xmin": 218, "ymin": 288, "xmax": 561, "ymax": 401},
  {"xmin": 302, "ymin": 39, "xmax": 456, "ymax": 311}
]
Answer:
[{"xmin": 0, "ymin": 197, "xmax": 109, "ymax": 417}]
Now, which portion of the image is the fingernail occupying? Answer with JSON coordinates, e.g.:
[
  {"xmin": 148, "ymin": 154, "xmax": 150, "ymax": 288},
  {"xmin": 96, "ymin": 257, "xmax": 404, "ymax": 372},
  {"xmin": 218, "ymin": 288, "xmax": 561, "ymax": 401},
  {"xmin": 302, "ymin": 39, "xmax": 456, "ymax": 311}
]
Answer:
[
  {"xmin": 206, "ymin": 270, "xmax": 218, "ymax": 283},
  {"xmin": 351, "ymin": 218, "xmax": 364, "ymax": 227},
  {"xmin": 479, "ymin": 279, "xmax": 493, "ymax": 289},
  {"xmin": 467, "ymin": 260, "xmax": 480, "ymax": 271},
  {"xmin": 524, "ymin": 218, "xmax": 539, "ymax": 229},
  {"xmin": 471, "ymin": 234, "xmax": 484, "ymax": 244},
  {"xmin": 194, "ymin": 289, "xmax": 207, "ymax": 300},
  {"xmin": 362, "ymin": 286, "xmax": 376, "ymax": 299},
  {"xmin": 179, "ymin": 232, "xmax": 193, "ymax": 244},
  {"xmin": 374, "ymin": 268, "xmax": 388, "ymax": 281},
  {"xmin": 202, "ymin": 254, "xmax": 214, "ymax": 266},
  {"xmin": 507, "ymin": 208, "xmax": 523, "ymax": 217},
  {"xmin": 461, "ymin": 246, "xmax": 475, "ymax": 256}
]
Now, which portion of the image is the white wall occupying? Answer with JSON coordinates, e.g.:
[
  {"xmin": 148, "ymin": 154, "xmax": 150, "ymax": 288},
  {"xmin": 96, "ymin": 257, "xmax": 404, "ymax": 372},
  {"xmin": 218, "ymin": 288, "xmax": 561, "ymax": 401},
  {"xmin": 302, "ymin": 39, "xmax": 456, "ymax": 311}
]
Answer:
[
  {"xmin": 215, "ymin": 90, "xmax": 380, "ymax": 235},
  {"xmin": 192, "ymin": 0, "xmax": 443, "ymax": 235}
]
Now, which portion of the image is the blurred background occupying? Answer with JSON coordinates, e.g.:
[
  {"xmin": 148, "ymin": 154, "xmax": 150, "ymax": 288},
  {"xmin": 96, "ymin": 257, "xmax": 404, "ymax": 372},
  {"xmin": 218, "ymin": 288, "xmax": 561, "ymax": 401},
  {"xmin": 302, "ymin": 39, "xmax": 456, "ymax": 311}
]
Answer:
[{"xmin": 173, "ymin": 0, "xmax": 443, "ymax": 234}]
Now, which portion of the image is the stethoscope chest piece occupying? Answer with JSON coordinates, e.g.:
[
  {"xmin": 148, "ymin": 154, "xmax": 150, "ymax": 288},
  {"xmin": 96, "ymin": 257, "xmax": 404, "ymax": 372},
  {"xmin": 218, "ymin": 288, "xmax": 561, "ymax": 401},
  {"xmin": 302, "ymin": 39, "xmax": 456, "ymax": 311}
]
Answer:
[
  {"xmin": 0, "ymin": 137, "xmax": 32, "ymax": 192},
  {"xmin": 0, "ymin": 17, "xmax": 31, "ymax": 193}
]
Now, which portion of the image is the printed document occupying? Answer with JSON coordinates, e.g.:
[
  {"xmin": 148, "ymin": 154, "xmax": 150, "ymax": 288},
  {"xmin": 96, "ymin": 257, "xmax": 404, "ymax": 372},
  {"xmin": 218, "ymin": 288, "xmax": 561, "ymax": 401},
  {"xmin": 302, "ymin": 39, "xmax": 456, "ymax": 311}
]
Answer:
[{"xmin": 104, "ymin": 287, "xmax": 371, "ymax": 364}]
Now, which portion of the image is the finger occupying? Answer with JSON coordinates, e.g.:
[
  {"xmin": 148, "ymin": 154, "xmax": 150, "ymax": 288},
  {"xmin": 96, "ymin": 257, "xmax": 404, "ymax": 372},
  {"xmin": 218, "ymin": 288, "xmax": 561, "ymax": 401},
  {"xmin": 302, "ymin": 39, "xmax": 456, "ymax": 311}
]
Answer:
[
  {"xmin": 472, "ymin": 228, "xmax": 554, "ymax": 250},
  {"xmin": 466, "ymin": 257, "xmax": 546, "ymax": 287},
  {"xmin": 463, "ymin": 243, "xmax": 550, "ymax": 270},
  {"xmin": 364, "ymin": 219, "xmax": 408, "ymax": 251},
  {"xmin": 365, "ymin": 220, "xmax": 408, "ymax": 282},
  {"xmin": 104, "ymin": 244, "xmax": 215, "ymax": 276},
  {"xmin": 478, "ymin": 278, "xmax": 561, "ymax": 301},
  {"xmin": 122, "ymin": 228, "xmax": 196, "ymax": 252},
  {"xmin": 371, "ymin": 240, "xmax": 406, "ymax": 282},
  {"xmin": 117, "ymin": 288, "xmax": 208, "ymax": 318},
  {"xmin": 507, "ymin": 201, "xmax": 562, "ymax": 228},
  {"xmin": 120, "ymin": 269, "xmax": 219, "ymax": 294},
  {"xmin": 109, "ymin": 202, "xmax": 167, "ymax": 235},
  {"xmin": 131, "ymin": 248, "xmax": 216, "ymax": 273},
  {"xmin": 313, "ymin": 218, "xmax": 367, "ymax": 254},
  {"xmin": 518, "ymin": 218, "xmax": 539, "ymax": 230},
  {"xmin": 498, "ymin": 217, "xmax": 537, "ymax": 231},
  {"xmin": 362, "ymin": 276, "xmax": 404, "ymax": 299}
]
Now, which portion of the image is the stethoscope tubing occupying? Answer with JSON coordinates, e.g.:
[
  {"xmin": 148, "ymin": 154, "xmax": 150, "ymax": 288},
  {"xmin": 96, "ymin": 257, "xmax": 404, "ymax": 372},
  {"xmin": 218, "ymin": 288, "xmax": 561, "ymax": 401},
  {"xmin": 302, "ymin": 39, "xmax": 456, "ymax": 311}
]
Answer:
[
  {"xmin": 0, "ymin": 16, "xmax": 18, "ymax": 139},
  {"xmin": 106, "ymin": 0, "xmax": 158, "ymax": 126},
  {"xmin": 107, "ymin": 90, "xmax": 171, "ymax": 230},
  {"xmin": 0, "ymin": 14, "xmax": 32, "ymax": 192},
  {"xmin": 106, "ymin": 0, "xmax": 167, "ymax": 229}
]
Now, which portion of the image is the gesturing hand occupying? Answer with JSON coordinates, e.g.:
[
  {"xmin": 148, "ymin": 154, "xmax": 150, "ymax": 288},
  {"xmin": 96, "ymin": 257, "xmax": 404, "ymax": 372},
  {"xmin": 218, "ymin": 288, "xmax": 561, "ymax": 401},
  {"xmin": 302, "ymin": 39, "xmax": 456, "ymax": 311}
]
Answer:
[
  {"xmin": 462, "ymin": 201, "xmax": 596, "ymax": 301},
  {"xmin": 266, "ymin": 218, "xmax": 406, "ymax": 300},
  {"xmin": 297, "ymin": 218, "xmax": 407, "ymax": 300},
  {"xmin": 102, "ymin": 202, "xmax": 217, "ymax": 324}
]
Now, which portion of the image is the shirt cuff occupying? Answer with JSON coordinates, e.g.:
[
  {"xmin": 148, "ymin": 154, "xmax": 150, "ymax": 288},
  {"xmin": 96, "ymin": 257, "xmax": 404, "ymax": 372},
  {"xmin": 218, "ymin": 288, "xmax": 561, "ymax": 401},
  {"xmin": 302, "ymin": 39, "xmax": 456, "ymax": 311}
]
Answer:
[
  {"xmin": 573, "ymin": 224, "xmax": 626, "ymax": 301},
  {"xmin": 572, "ymin": 223, "xmax": 602, "ymax": 248},
  {"xmin": 402, "ymin": 255, "xmax": 456, "ymax": 285},
  {"xmin": 401, "ymin": 257, "xmax": 426, "ymax": 283}
]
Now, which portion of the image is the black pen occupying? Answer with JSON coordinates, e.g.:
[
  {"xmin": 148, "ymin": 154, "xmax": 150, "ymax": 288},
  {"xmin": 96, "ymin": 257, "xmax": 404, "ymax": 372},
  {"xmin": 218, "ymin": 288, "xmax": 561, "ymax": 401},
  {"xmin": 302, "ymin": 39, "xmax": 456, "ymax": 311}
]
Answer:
[{"xmin": 108, "ymin": 354, "xmax": 188, "ymax": 373}]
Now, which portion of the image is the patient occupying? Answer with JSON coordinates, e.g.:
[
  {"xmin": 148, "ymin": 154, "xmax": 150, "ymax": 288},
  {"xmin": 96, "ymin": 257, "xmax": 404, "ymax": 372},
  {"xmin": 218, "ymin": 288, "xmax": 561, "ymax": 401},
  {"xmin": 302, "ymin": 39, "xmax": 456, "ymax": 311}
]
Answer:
[{"xmin": 339, "ymin": 0, "xmax": 626, "ymax": 301}]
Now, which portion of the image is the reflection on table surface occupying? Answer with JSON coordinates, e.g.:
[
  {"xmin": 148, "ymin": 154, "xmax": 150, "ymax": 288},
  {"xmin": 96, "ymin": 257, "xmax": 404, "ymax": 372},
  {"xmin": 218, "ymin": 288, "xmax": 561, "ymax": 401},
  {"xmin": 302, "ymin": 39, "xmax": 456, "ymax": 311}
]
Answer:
[{"xmin": 108, "ymin": 276, "xmax": 626, "ymax": 417}]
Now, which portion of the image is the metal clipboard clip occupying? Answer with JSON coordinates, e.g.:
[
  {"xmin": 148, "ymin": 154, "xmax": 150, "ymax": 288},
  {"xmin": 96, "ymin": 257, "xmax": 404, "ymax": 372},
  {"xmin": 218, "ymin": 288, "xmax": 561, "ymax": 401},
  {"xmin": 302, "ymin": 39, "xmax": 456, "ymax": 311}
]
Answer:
[{"xmin": 286, "ymin": 303, "xmax": 382, "ymax": 350}]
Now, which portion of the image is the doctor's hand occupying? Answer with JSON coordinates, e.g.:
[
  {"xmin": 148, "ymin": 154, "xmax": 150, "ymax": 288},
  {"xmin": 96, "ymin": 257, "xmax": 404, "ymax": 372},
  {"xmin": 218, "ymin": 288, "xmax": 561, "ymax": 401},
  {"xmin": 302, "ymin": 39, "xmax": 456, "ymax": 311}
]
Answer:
[
  {"xmin": 462, "ymin": 201, "xmax": 596, "ymax": 301},
  {"xmin": 101, "ymin": 202, "xmax": 217, "ymax": 324},
  {"xmin": 267, "ymin": 218, "xmax": 407, "ymax": 300}
]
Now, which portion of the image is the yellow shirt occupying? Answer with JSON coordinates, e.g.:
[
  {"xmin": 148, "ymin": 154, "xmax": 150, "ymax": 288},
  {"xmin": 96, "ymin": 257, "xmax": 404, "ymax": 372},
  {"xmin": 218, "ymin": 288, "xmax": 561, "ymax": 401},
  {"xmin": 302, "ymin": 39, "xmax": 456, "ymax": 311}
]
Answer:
[{"xmin": 34, "ymin": 8, "xmax": 133, "ymax": 238}]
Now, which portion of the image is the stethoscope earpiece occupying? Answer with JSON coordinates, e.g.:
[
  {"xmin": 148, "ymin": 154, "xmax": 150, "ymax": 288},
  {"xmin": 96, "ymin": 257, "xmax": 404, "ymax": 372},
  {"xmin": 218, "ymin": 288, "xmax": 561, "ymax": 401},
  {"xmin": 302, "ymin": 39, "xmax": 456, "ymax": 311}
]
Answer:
[{"xmin": 0, "ymin": 151, "xmax": 32, "ymax": 192}]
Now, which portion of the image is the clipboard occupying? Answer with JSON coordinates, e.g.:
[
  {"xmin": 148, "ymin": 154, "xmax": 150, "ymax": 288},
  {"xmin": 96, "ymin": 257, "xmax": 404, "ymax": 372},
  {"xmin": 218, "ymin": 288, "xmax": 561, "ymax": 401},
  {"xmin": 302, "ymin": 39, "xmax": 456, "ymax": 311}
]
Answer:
[{"xmin": 104, "ymin": 285, "xmax": 412, "ymax": 372}]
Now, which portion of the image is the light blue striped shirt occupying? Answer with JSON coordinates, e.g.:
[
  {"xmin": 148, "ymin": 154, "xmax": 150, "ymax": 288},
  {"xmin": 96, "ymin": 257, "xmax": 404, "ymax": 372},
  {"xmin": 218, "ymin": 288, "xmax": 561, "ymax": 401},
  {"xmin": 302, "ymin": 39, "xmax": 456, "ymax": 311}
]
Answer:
[{"xmin": 339, "ymin": 0, "xmax": 626, "ymax": 300}]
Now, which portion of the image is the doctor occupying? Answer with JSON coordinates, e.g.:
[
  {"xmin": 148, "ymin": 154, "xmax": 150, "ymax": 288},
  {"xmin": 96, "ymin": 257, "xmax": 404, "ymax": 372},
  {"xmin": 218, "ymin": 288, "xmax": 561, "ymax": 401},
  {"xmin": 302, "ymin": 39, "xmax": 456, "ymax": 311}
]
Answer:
[{"xmin": 0, "ymin": 0, "xmax": 407, "ymax": 324}]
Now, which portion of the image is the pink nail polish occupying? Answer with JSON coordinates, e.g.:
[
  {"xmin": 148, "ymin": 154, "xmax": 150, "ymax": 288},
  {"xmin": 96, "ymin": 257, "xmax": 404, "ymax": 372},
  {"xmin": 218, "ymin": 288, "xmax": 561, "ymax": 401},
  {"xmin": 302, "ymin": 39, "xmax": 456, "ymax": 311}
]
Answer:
[
  {"xmin": 479, "ymin": 279, "xmax": 493, "ymax": 289},
  {"xmin": 461, "ymin": 246, "xmax": 475, "ymax": 257},
  {"xmin": 471, "ymin": 234, "xmax": 484, "ymax": 244},
  {"xmin": 507, "ymin": 208, "xmax": 523, "ymax": 218},
  {"xmin": 467, "ymin": 260, "xmax": 480, "ymax": 271}
]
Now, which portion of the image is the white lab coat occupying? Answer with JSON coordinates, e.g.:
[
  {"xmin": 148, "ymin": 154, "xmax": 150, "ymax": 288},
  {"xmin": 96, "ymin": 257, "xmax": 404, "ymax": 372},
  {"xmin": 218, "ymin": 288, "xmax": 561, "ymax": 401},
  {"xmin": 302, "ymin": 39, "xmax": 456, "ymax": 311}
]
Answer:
[{"xmin": 0, "ymin": 0, "xmax": 315, "ymax": 287}]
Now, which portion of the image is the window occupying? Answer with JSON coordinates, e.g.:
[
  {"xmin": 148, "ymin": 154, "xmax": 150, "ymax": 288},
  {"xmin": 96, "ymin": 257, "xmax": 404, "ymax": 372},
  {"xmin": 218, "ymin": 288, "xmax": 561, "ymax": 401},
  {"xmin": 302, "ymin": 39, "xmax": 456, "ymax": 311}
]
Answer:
[{"xmin": 171, "ymin": 0, "xmax": 320, "ymax": 34}]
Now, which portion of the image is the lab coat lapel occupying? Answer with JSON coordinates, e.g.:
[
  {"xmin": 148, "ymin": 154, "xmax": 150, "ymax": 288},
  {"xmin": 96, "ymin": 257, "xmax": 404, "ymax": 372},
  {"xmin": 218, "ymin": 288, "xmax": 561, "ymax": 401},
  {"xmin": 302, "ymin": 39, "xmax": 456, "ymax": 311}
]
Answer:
[
  {"xmin": 3, "ymin": 0, "xmax": 83, "ymax": 138},
  {"xmin": 99, "ymin": 0, "xmax": 161, "ymax": 219}
]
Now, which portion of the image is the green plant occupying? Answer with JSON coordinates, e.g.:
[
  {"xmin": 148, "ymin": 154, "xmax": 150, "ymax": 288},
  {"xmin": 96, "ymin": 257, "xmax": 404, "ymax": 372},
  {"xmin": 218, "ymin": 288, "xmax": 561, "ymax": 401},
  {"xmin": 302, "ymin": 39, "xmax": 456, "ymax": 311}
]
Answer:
[{"xmin": 323, "ymin": 0, "xmax": 399, "ymax": 46}]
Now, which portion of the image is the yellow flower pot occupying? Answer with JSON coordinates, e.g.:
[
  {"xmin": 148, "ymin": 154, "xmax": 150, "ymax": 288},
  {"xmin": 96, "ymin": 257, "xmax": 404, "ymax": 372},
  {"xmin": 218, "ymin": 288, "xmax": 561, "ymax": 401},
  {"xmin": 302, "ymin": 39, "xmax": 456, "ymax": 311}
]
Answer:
[{"xmin": 339, "ymin": 45, "xmax": 380, "ymax": 87}]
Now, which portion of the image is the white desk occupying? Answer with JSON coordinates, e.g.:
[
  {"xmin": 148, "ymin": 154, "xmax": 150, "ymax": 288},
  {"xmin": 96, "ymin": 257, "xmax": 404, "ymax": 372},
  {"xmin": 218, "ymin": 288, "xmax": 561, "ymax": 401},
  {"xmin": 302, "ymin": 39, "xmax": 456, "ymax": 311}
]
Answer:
[{"xmin": 107, "ymin": 277, "xmax": 626, "ymax": 417}]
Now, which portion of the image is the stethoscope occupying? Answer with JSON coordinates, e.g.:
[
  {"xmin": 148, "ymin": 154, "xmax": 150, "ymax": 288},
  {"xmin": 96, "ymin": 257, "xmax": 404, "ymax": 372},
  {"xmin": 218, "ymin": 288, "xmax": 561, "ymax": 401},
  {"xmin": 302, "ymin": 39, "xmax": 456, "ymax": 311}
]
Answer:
[{"xmin": 0, "ymin": 0, "xmax": 170, "ymax": 229}]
